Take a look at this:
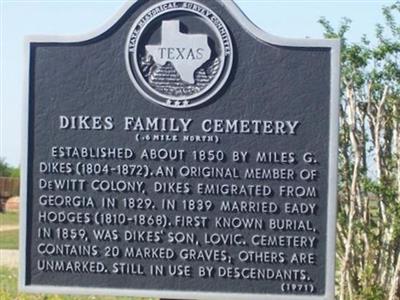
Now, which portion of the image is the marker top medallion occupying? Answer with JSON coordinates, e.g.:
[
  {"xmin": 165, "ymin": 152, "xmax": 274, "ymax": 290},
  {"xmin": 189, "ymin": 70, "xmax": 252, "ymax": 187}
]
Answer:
[{"xmin": 126, "ymin": 0, "xmax": 234, "ymax": 108}]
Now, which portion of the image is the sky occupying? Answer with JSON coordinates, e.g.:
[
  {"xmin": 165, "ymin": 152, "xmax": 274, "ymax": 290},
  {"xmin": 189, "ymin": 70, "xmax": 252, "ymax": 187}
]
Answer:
[{"xmin": 0, "ymin": 0, "xmax": 392, "ymax": 167}]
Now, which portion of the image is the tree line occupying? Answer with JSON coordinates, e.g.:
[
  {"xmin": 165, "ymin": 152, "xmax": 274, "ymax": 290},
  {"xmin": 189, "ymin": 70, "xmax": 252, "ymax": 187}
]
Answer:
[
  {"xmin": 320, "ymin": 2, "xmax": 400, "ymax": 299},
  {"xmin": 0, "ymin": 158, "xmax": 20, "ymax": 178}
]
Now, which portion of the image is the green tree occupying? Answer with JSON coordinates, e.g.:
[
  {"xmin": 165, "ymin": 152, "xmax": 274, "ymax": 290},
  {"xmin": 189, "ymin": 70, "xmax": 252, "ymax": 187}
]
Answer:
[
  {"xmin": 320, "ymin": 2, "xmax": 400, "ymax": 299},
  {"xmin": 0, "ymin": 158, "xmax": 20, "ymax": 178},
  {"xmin": 0, "ymin": 158, "xmax": 12, "ymax": 177}
]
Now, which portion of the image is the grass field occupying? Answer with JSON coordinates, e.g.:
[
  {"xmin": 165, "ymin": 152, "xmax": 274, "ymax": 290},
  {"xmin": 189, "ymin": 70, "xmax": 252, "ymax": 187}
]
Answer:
[
  {"xmin": 0, "ymin": 212, "xmax": 19, "ymax": 226},
  {"xmin": 0, "ymin": 212, "xmax": 19, "ymax": 250},
  {"xmin": 0, "ymin": 230, "xmax": 18, "ymax": 249},
  {"xmin": 0, "ymin": 266, "xmax": 157, "ymax": 300}
]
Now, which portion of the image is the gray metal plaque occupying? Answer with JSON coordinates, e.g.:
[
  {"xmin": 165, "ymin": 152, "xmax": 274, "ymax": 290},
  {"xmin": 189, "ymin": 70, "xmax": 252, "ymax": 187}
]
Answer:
[{"xmin": 20, "ymin": 0, "xmax": 340, "ymax": 299}]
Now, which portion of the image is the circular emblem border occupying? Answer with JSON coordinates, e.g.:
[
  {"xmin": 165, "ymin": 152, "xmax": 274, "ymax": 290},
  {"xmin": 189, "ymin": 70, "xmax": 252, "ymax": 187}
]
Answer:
[{"xmin": 125, "ymin": 0, "xmax": 234, "ymax": 109}]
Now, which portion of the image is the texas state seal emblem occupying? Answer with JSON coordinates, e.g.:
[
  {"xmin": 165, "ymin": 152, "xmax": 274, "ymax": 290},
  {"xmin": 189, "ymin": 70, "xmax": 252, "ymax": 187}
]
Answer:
[{"xmin": 126, "ymin": 0, "xmax": 233, "ymax": 108}]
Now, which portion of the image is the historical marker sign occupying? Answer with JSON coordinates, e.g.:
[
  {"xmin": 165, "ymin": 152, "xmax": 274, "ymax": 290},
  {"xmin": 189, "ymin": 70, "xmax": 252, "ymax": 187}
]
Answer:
[{"xmin": 20, "ymin": 0, "xmax": 340, "ymax": 299}]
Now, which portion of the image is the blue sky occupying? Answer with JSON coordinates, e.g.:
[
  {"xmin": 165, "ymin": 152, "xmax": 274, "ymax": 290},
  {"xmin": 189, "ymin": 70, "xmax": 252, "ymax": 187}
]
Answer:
[{"xmin": 0, "ymin": 0, "xmax": 391, "ymax": 167}]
